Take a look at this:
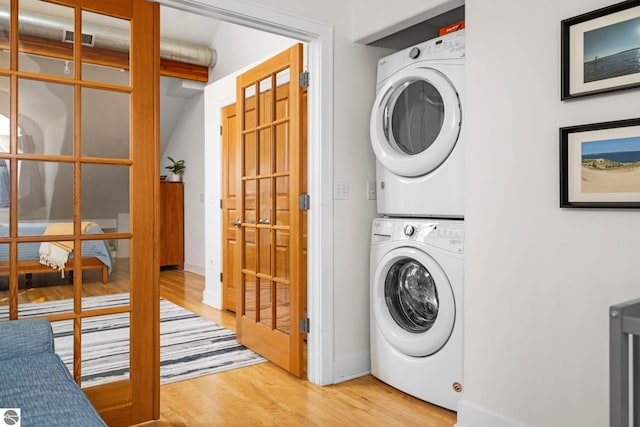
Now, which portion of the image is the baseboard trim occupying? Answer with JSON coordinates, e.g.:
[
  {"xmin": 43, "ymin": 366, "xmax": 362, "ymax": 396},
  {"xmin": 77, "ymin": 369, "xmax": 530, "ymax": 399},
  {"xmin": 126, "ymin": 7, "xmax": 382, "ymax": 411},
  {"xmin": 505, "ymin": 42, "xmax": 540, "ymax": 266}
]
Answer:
[
  {"xmin": 184, "ymin": 263, "xmax": 205, "ymax": 276},
  {"xmin": 332, "ymin": 351, "xmax": 370, "ymax": 384},
  {"xmin": 455, "ymin": 400, "xmax": 524, "ymax": 427},
  {"xmin": 202, "ymin": 289, "xmax": 221, "ymax": 310}
]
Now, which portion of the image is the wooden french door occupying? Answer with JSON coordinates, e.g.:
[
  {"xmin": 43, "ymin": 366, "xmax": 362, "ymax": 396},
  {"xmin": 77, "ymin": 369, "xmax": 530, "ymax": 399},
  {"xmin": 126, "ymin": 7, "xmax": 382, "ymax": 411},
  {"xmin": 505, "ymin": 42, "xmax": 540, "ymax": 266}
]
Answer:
[
  {"xmin": 235, "ymin": 43, "xmax": 307, "ymax": 377},
  {"xmin": 221, "ymin": 103, "xmax": 237, "ymax": 312},
  {"xmin": 0, "ymin": 1, "xmax": 159, "ymax": 425}
]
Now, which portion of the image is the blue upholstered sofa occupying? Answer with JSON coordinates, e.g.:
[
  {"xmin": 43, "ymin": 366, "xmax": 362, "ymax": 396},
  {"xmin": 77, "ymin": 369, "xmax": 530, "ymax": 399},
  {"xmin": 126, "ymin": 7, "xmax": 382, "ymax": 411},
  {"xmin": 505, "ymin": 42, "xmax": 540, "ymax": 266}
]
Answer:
[{"xmin": 0, "ymin": 318, "xmax": 107, "ymax": 426}]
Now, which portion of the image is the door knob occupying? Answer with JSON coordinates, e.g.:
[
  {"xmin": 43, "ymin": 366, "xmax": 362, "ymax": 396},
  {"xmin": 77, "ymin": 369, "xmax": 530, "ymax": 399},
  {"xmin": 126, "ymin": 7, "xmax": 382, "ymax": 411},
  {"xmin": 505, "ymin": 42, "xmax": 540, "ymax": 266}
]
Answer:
[{"xmin": 231, "ymin": 218, "xmax": 241, "ymax": 228}]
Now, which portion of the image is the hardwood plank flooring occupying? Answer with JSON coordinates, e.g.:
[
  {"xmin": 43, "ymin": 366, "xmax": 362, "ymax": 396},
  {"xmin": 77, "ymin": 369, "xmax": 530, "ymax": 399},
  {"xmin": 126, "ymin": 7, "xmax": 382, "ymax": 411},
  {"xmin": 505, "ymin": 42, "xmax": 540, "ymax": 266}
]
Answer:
[
  {"xmin": 146, "ymin": 268, "xmax": 457, "ymax": 427},
  {"xmin": 3, "ymin": 266, "xmax": 458, "ymax": 426}
]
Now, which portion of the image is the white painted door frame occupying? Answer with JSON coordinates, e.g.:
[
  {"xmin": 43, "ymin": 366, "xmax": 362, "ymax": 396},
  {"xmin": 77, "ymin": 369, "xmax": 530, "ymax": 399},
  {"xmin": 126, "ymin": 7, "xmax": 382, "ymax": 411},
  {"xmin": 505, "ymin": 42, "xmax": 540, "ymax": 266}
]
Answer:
[{"xmin": 151, "ymin": 0, "xmax": 335, "ymax": 386}]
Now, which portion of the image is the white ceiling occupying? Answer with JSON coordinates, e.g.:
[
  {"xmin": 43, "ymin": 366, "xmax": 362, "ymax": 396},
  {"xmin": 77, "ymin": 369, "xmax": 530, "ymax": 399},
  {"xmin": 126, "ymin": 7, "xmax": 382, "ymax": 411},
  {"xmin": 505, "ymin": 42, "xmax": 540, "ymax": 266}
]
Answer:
[
  {"xmin": 160, "ymin": 6, "xmax": 220, "ymax": 48},
  {"xmin": 159, "ymin": 6, "xmax": 220, "ymax": 152}
]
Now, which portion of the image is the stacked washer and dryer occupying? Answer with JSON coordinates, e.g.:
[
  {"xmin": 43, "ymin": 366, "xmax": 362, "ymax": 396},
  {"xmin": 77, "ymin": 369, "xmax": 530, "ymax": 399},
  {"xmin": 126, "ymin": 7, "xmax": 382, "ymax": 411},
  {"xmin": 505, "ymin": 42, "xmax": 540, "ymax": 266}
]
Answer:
[{"xmin": 369, "ymin": 29, "xmax": 465, "ymax": 412}]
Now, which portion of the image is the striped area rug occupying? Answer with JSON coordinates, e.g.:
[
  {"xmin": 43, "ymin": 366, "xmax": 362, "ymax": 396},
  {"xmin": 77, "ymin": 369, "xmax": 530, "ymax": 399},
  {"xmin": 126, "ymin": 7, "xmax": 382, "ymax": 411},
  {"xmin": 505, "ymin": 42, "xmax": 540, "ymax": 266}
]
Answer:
[{"xmin": 11, "ymin": 294, "xmax": 267, "ymax": 388}]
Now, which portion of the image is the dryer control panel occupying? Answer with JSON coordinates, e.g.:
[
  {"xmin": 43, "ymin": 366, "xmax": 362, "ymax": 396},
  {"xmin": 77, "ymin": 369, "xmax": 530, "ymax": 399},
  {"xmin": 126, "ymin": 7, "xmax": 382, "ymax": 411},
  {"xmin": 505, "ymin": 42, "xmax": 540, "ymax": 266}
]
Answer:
[{"xmin": 376, "ymin": 29, "xmax": 465, "ymax": 84}]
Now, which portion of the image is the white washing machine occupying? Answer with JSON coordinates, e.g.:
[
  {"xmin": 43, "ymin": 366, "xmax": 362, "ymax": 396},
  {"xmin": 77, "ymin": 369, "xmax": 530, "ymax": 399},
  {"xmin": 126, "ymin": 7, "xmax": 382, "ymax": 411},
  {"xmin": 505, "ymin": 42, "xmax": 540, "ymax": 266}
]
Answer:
[
  {"xmin": 371, "ymin": 30, "xmax": 464, "ymax": 218},
  {"xmin": 370, "ymin": 217, "xmax": 463, "ymax": 411}
]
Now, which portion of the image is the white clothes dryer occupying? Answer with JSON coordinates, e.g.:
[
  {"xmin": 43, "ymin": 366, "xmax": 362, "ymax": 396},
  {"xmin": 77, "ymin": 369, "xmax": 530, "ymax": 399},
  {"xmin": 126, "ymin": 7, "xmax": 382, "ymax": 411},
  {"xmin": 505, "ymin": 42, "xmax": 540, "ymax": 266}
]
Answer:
[
  {"xmin": 370, "ymin": 217, "xmax": 463, "ymax": 411},
  {"xmin": 371, "ymin": 30, "xmax": 464, "ymax": 218}
]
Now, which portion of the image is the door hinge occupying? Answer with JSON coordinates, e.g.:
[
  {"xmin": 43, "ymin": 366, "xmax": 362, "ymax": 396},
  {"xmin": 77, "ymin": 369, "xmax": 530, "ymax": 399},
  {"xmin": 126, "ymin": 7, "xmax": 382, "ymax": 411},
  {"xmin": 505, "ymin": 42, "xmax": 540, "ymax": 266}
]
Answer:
[
  {"xmin": 299, "ymin": 194, "xmax": 310, "ymax": 211},
  {"xmin": 299, "ymin": 317, "xmax": 310, "ymax": 333},
  {"xmin": 300, "ymin": 71, "xmax": 309, "ymax": 88},
  {"xmin": 220, "ymin": 272, "xmax": 223, "ymax": 282},
  {"xmin": 220, "ymin": 125, "xmax": 223, "ymax": 135},
  {"xmin": 220, "ymin": 199, "xmax": 223, "ymax": 209}
]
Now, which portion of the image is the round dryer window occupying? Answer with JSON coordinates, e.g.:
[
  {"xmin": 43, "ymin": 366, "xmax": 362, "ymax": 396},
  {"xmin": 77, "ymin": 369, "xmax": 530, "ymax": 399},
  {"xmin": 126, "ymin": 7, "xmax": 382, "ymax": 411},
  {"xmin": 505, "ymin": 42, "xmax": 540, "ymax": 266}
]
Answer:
[
  {"xmin": 373, "ymin": 248, "xmax": 455, "ymax": 357},
  {"xmin": 370, "ymin": 68, "xmax": 461, "ymax": 178},
  {"xmin": 389, "ymin": 80, "xmax": 444, "ymax": 156}
]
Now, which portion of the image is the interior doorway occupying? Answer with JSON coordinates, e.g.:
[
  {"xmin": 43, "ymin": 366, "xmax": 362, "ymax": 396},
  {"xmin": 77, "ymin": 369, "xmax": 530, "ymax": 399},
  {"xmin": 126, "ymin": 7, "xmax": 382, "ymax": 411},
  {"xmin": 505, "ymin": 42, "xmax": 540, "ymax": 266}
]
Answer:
[{"xmin": 156, "ymin": 0, "xmax": 334, "ymax": 386}]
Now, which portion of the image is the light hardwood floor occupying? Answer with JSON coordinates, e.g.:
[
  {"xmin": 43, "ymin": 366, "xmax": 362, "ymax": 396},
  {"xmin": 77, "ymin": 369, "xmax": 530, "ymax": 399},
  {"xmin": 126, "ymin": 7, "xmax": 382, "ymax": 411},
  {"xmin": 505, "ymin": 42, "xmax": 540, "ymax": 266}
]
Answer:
[
  {"xmin": 3, "ymin": 267, "xmax": 457, "ymax": 426},
  {"xmin": 147, "ymin": 269, "xmax": 457, "ymax": 427}
]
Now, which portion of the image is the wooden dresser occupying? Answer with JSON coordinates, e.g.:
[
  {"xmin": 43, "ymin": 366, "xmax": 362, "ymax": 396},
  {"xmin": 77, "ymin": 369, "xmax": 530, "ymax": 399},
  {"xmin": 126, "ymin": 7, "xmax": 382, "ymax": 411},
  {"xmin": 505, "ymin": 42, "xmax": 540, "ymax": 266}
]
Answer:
[{"xmin": 159, "ymin": 181, "xmax": 184, "ymax": 268}]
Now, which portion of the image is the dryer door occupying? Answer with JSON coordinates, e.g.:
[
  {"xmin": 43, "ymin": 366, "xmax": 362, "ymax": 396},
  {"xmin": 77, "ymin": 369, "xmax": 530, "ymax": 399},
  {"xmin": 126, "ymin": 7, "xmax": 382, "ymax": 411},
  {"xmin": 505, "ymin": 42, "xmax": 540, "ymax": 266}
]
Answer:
[
  {"xmin": 370, "ymin": 67, "xmax": 461, "ymax": 178},
  {"xmin": 373, "ymin": 247, "xmax": 455, "ymax": 357}
]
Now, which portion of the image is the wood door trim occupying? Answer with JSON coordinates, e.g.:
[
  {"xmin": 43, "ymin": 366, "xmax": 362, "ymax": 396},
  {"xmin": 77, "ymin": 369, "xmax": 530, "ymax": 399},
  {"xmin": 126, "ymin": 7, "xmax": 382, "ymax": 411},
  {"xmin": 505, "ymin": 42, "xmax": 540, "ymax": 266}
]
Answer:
[{"xmin": 129, "ymin": 0, "xmax": 160, "ymax": 423}]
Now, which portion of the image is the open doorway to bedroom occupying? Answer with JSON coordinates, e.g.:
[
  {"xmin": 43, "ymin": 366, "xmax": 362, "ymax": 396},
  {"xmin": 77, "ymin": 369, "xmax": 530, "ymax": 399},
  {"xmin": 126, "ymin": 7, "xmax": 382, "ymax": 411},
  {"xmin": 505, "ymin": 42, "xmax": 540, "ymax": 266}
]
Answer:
[
  {"xmin": 156, "ymin": 0, "xmax": 335, "ymax": 388},
  {"xmin": 158, "ymin": 4, "xmax": 309, "ymax": 373}
]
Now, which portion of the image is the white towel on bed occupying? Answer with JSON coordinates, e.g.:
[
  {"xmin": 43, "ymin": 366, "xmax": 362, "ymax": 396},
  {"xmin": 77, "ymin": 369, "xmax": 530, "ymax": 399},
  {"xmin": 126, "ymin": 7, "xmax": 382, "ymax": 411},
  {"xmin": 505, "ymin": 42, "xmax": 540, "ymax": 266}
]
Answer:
[
  {"xmin": 37, "ymin": 222, "xmax": 99, "ymax": 277},
  {"xmin": 39, "ymin": 242, "xmax": 70, "ymax": 277}
]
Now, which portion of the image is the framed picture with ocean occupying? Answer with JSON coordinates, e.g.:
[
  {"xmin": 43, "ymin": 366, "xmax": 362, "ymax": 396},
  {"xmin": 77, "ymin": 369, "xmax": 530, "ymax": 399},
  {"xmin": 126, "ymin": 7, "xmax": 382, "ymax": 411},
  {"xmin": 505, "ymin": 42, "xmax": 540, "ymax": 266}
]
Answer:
[
  {"xmin": 561, "ymin": 0, "xmax": 640, "ymax": 100},
  {"xmin": 560, "ymin": 118, "xmax": 640, "ymax": 208}
]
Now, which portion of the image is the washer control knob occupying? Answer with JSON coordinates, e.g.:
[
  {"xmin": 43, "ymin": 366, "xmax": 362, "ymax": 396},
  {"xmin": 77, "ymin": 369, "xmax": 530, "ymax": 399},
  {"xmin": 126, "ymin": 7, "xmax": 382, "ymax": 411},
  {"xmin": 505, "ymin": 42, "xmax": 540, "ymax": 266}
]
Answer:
[
  {"xmin": 409, "ymin": 47, "xmax": 421, "ymax": 59},
  {"xmin": 403, "ymin": 224, "xmax": 415, "ymax": 236}
]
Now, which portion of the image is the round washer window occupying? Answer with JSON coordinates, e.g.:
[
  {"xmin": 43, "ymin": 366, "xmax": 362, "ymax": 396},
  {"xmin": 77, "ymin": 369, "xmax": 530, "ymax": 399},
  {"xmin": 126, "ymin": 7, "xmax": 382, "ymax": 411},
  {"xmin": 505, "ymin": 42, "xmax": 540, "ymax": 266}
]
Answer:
[
  {"xmin": 389, "ymin": 80, "xmax": 445, "ymax": 156},
  {"xmin": 384, "ymin": 258, "xmax": 439, "ymax": 333},
  {"xmin": 373, "ymin": 247, "xmax": 456, "ymax": 357}
]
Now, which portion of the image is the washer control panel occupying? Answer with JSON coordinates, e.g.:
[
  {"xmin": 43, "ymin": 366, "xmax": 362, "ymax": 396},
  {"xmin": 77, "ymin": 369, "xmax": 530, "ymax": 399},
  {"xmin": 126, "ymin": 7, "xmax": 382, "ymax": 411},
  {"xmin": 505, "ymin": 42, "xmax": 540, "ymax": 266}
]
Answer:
[
  {"xmin": 403, "ymin": 224, "xmax": 415, "ymax": 236},
  {"xmin": 372, "ymin": 218, "xmax": 464, "ymax": 254}
]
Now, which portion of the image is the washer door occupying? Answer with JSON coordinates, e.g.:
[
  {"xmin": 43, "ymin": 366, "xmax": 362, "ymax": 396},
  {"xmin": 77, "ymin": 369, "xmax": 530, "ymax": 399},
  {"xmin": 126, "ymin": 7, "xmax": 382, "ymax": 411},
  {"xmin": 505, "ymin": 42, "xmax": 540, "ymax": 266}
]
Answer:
[
  {"xmin": 370, "ymin": 67, "xmax": 461, "ymax": 178},
  {"xmin": 373, "ymin": 247, "xmax": 455, "ymax": 357}
]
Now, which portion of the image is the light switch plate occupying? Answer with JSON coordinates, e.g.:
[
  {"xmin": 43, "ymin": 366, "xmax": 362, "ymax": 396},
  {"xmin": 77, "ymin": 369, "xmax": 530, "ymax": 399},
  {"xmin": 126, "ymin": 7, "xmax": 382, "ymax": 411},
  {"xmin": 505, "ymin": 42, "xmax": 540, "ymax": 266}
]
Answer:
[{"xmin": 334, "ymin": 181, "xmax": 349, "ymax": 200}]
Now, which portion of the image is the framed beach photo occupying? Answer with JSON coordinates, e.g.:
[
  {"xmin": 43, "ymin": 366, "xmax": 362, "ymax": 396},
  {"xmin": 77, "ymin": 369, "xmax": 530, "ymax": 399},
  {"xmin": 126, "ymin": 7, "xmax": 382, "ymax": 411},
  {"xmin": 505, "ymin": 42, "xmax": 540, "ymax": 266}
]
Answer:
[
  {"xmin": 561, "ymin": 0, "xmax": 640, "ymax": 100},
  {"xmin": 560, "ymin": 118, "xmax": 640, "ymax": 208}
]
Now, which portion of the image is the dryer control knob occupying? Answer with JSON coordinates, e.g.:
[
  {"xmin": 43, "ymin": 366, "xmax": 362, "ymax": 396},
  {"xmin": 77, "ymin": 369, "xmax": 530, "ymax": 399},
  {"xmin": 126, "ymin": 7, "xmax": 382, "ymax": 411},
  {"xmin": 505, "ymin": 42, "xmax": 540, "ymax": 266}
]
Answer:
[
  {"xmin": 403, "ymin": 224, "xmax": 415, "ymax": 236},
  {"xmin": 409, "ymin": 47, "xmax": 421, "ymax": 59}
]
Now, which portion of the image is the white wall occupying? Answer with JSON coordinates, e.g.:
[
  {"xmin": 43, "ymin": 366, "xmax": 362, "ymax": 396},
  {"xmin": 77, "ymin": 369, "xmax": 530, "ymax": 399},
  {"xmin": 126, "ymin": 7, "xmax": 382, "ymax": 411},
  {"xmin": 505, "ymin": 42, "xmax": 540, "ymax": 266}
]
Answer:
[
  {"xmin": 162, "ymin": 93, "xmax": 206, "ymax": 274},
  {"xmin": 459, "ymin": 1, "xmax": 640, "ymax": 426},
  {"xmin": 210, "ymin": 21, "xmax": 298, "ymax": 82},
  {"xmin": 203, "ymin": 27, "xmax": 298, "ymax": 309}
]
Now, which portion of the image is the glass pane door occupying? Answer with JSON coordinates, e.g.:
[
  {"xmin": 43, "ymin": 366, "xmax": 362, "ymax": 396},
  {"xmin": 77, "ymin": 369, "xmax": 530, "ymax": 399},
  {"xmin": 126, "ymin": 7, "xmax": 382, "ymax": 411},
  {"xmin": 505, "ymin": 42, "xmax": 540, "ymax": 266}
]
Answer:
[
  {"xmin": 0, "ymin": 0, "xmax": 158, "ymax": 423},
  {"xmin": 236, "ymin": 44, "xmax": 305, "ymax": 377}
]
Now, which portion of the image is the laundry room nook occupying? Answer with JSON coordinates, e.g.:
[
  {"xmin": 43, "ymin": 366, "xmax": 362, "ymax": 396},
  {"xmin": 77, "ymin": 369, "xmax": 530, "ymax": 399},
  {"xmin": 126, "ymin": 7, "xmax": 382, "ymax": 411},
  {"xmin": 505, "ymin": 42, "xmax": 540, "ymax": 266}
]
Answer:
[
  {"xmin": 355, "ymin": 0, "xmax": 467, "ymax": 416},
  {"xmin": 356, "ymin": 0, "xmax": 640, "ymax": 426}
]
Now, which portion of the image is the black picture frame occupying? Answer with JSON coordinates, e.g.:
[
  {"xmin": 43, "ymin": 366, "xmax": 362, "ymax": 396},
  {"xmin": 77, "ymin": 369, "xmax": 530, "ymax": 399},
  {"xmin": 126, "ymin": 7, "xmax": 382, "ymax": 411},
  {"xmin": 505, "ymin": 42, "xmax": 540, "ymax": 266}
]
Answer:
[
  {"xmin": 561, "ymin": 0, "xmax": 640, "ymax": 100},
  {"xmin": 560, "ymin": 118, "xmax": 640, "ymax": 208}
]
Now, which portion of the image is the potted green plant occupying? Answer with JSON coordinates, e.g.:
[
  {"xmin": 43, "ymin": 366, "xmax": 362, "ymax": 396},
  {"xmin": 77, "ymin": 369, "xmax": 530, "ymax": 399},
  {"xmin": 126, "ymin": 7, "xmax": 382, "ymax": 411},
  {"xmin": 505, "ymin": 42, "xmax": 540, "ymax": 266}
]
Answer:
[{"xmin": 166, "ymin": 156, "xmax": 186, "ymax": 182}]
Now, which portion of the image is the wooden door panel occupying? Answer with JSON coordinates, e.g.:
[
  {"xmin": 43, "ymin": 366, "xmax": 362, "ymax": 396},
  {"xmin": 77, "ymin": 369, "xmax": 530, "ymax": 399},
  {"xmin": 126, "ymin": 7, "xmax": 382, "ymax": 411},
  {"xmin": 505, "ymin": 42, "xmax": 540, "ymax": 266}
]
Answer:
[
  {"xmin": 258, "ymin": 278, "xmax": 272, "ymax": 328},
  {"xmin": 221, "ymin": 104, "xmax": 237, "ymax": 312},
  {"xmin": 224, "ymin": 238, "xmax": 237, "ymax": 310},
  {"xmin": 258, "ymin": 129, "xmax": 271, "ymax": 176},
  {"xmin": 243, "ymin": 273, "xmax": 256, "ymax": 320},
  {"xmin": 274, "ymin": 281, "xmax": 291, "ymax": 333},
  {"xmin": 244, "ymin": 133, "xmax": 257, "ymax": 177},
  {"xmin": 244, "ymin": 229, "xmax": 257, "ymax": 273},
  {"xmin": 240, "ymin": 317, "xmax": 289, "ymax": 367},
  {"xmin": 236, "ymin": 44, "xmax": 305, "ymax": 377},
  {"xmin": 258, "ymin": 228, "xmax": 271, "ymax": 275}
]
